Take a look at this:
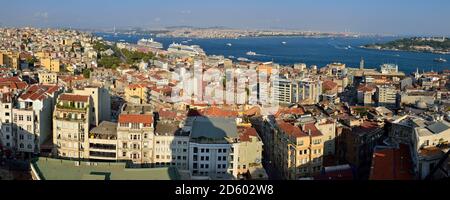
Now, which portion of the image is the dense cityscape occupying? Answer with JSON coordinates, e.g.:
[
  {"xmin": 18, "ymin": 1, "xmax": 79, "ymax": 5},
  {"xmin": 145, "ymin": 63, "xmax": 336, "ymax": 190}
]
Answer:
[{"xmin": 0, "ymin": 26, "xmax": 448, "ymax": 181}]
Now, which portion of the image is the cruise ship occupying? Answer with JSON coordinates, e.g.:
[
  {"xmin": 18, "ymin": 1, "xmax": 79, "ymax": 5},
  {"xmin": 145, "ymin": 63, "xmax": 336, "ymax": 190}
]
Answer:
[
  {"xmin": 137, "ymin": 38, "xmax": 163, "ymax": 49},
  {"xmin": 167, "ymin": 43, "xmax": 206, "ymax": 56}
]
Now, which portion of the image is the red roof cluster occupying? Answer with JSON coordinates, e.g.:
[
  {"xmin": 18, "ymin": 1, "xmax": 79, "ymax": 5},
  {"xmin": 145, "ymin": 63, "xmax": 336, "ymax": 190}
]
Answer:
[
  {"xmin": 118, "ymin": 114, "xmax": 153, "ymax": 124},
  {"xmin": 0, "ymin": 76, "xmax": 28, "ymax": 90},
  {"xmin": 19, "ymin": 84, "xmax": 60, "ymax": 101}
]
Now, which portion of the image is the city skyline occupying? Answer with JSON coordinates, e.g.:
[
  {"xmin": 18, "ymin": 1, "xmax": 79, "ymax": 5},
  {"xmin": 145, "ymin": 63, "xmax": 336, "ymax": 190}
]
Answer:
[{"xmin": 1, "ymin": 0, "xmax": 450, "ymax": 36}]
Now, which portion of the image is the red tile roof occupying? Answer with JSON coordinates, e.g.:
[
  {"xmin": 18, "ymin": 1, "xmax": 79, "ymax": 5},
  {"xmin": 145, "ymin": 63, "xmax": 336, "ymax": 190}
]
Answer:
[
  {"xmin": 302, "ymin": 123, "xmax": 323, "ymax": 137},
  {"xmin": 158, "ymin": 109, "xmax": 177, "ymax": 119},
  {"xmin": 357, "ymin": 84, "xmax": 376, "ymax": 92},
  {"xmin": 239, "ymin": 127, "xmax": 259, "ymax": 142},
  {"xmin": 118, "ymin": 114, "xmax": 153, "ymax": 124},
  {"xmin": 277, "ymin": 120, "xmax": 308, "ymax": 138},
  {"xmin": 323, "ymin": 80, "xmax": 338, "ymax": 91},
  {"xmin": 19, "ymin": 84, "xmax": 60, "ymax": 101},
  {"xmin": 369, "ymin": 144, "xmax": 414, "ymax": 180},
  {"xmin": 59, "ymin": 94, "xmax": 89, "ymax": 102}
]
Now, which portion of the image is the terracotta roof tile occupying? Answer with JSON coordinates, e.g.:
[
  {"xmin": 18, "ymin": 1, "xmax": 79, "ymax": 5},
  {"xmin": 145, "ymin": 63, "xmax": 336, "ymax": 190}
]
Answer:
[
  {"xmin": 59, "ymin": 94, "xmax": 89, "ymax": 102},
  {"xmin": 118, "ymin": 114, "xmax": 153, "ymax": 124}
]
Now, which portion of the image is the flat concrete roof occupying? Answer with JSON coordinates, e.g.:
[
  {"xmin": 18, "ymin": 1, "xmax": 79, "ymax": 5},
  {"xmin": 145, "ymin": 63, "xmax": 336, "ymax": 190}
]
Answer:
[
  {"xmin": 191, "ymin": 117, "xmax": 237, "ymax": 143},
  {"xmin": 31, "ymin": 157, "xmax": 180, "ymax": 180}
]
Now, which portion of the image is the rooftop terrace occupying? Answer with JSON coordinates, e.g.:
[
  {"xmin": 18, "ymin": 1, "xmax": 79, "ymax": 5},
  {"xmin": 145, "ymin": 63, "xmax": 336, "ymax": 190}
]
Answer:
[{"xmin": 31, "ymin": 157, "xmax": 180, "ymax": 180}]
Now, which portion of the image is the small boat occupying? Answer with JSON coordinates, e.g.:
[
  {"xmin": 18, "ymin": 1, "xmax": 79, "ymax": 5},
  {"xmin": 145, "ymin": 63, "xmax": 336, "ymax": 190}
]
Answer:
[
  {"xmin": 228, "ymin": 56, "xmax": 235, "ymax": 59},
  {"xmin": 434, "ymin": 58, "xmax": 447, "ymax": 63},
  {"xmin": 182, "ymin": 40, "xmax": 188, "ymax": 44},
  {"xmin": 119, "ymin": 39, "xmax": 125, "ymax": 42},
  {"xmin": 282, "ymin": 41, "xmax": 287, "ymax": 45},
  {"xmin": 226, "ymin": 43, "xmax": 232, "ymax": 47},
  {"xmin": 246, "ymin": 51, "xmax": 257, "ymax": 56}
]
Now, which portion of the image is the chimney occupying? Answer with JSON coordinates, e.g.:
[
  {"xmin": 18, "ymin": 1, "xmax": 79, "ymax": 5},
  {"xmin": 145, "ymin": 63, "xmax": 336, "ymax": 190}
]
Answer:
[{"xmin": 308, "ymin": 129, "xmax": 311, "ymax": 136}]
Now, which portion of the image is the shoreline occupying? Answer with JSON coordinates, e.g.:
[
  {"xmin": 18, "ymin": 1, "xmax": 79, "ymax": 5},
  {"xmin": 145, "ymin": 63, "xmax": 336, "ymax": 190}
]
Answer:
[{"xmin": 360, "ymin": 46, "xmax": 450, "ymax": 56}]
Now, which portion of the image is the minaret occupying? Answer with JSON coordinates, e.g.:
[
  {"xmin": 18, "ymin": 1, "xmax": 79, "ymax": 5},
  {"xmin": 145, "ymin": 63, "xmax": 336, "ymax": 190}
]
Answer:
[{"xmin": 360, "ymin": 58, "xmax": 364, "ymax": 70}]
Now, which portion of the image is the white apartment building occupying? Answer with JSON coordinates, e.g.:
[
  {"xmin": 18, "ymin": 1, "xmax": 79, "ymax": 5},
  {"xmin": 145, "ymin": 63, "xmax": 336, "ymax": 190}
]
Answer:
[
  {"xmin": 188, "ymin": 117, "xmax": 240, "ymax": 180},
  {"xmin": 153, "ymin": 122, "xmax": 190, "ymax": 170},
  {"xmin": 13, "ymin": 84, "xmax": 62, "ymax": 155}
]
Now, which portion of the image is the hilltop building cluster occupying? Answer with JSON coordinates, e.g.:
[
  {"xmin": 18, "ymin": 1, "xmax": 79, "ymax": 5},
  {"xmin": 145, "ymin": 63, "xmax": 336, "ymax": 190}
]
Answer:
[{"xmin": 0, "ymin": 28, "xmax": 449, "ymax": 180}]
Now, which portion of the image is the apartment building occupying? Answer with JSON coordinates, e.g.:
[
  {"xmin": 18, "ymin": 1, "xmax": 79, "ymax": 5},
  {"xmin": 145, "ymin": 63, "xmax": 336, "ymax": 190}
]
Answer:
[
  {"xmin": 236, "ymin": 126, "xmax": 264, "ymax": 177},
  {"xmin": 73, "ymin": 86, "xmax": 111, "ymax": 126},
  {"xmin": 87, "ymin": 121, "xmax": 117, "ymax": 161},
  {"xmin": 275, "ymin": 120, "xmax": 324, "ymax": 179},
  {"xmin": 14, "ymin": 84, "xmax": 62, "ymax": 154},
  {"xmin": 188, "ymin": 117, "xmax": 240, "ymax": 180},
  {"xmin": 153, "ymin": 121, "xmax": 190, "ymax": 170},
  {"xmin": 0, "ymin": 51, "xmax": 20, "ymax": 69},
  {"xmin": 357, "ymin": 84, "xmax": 376, "ymax": 106},
  {"xmin": 376, "ymin": 84, "xmax": 398, "ymax": 108},
  {"xmin": 38, "ymin": 71, "xmax": 58, "ymax": 84},
  {"xmin": 273, "ymin": 78, "xmax": 295, "ymax": 105},
  {"xmin": 0, "ymin": 93, "xmax": 14, "ymax": 150},
  {"xmin": 296, "ymin": 78, "xmax": 323, "ymax": 105},
  {"xmin": 116, "ymin": 104, "xmax": 154, "ymax": 164},
  {"xmin": 125, "ymin": 84, "xmax": 149, "ymax": 104},
  {"xmin": 53, "ymin": 94, "xmax": 92, "ymax": 159},
  {"xmin": 40, "ymin": 58, "xmax": 61, "ymax": 72}
]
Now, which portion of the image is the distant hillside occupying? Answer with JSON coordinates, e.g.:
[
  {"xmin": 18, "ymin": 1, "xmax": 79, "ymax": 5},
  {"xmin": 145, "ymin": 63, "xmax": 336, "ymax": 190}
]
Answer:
[{"xmin": 363, "ymin": 37, "xmax": 450, "ymax": 54}]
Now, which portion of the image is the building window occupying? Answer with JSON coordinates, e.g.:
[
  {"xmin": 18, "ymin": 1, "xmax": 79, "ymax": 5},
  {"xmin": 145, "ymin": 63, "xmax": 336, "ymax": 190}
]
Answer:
[
  {"xmin": 27, "ymin": 144, "xmax": 32, "ymax": 149},
  {"xmin": 120, "ymin": 123, "xmax": 128, "ymax": 127},
  {"xmin": 27, "ymin": 115, "xmax": 32, "ymax": 121},
  {"xmin": 19, "ymin": 115, "xmax": 23, "ymax": 121},
  {"xmin": 122, "ymin": 152, "xmax": 126, "ymax": 157},
  {"xmin": 193, "ymin": 147, "xmax": 198, "ymax": 153},
  {"xmin": 131, "ymin": 123, "xmax": 140, "ymax": 129},
  {"xmin": 19, "ymin": 134, "xmax": 24, "ymax": 140}
]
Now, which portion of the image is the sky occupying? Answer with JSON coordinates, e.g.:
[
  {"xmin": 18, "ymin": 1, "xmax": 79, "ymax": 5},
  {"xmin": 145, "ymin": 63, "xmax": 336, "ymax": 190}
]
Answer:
[{"xmin": 0, "ymin": 0, "xmax": 449, "ymax": 36}]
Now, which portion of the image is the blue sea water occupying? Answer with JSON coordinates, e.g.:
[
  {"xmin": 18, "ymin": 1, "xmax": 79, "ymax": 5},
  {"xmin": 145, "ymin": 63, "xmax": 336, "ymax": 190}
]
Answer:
[{"xmin": 96, "ymin": 33, "xmax": 450, "ymax": 74}]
